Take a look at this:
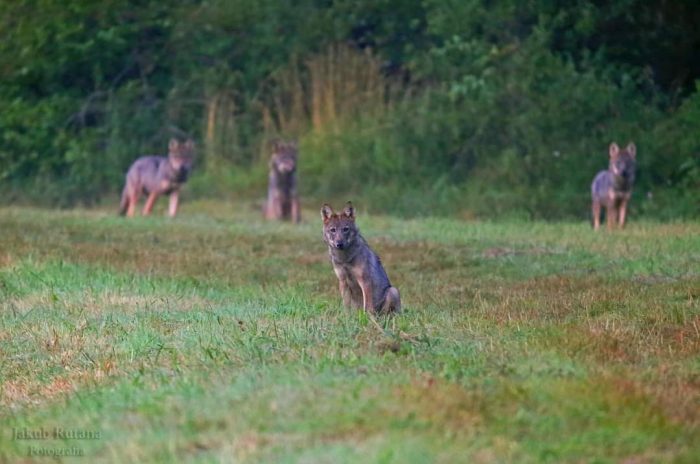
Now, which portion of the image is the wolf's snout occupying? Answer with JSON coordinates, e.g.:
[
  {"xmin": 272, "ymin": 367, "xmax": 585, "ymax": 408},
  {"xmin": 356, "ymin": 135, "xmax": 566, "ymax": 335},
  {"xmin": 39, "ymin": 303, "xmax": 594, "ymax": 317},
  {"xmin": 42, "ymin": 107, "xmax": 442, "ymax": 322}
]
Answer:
[{"xmin": 335, "ymin": 242, "xmax": 345, "ymax": 249}]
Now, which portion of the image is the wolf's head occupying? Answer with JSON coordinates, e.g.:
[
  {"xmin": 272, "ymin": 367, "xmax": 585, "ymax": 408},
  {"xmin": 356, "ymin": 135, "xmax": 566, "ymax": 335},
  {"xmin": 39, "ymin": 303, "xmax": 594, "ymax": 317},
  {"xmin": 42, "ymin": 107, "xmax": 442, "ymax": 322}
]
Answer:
[
  {"xmin": 270, "ymin": 140, "xmax": 298, "ymax": 175},
  {"xmin": 608, "ymin": 142, "xmax": 636, "ymax": 185},
  {"xmin": 321, "ymin": 202, "xmax": 359, "ymax": 251},
  {"xmin": 168, "ymin": 139, "xmax": 195, "ymax": 181}
]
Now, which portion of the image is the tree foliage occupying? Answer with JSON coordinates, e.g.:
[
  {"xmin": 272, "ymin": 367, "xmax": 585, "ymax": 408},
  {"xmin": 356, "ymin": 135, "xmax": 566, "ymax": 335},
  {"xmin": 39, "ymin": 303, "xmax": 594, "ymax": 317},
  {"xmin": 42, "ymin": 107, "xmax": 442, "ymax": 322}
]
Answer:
[{"xmin": 0, "ymin": 0, "xmax": 698, "ymax": 216}]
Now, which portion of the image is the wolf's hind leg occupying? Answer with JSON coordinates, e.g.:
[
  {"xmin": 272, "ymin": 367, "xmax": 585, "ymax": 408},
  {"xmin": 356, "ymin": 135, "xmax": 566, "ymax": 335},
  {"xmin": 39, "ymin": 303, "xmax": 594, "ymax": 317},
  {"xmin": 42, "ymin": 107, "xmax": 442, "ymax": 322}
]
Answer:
[
  {"xmin": 143, "ymin": 191, "xmax": 159, "ymax": 216},
  {"xmin": 126, "ymin": 188, "xmax": 140, "ymax": 217},
  {"xmin": 119, "ymin": 186, "xmax": 130, "ymax": 216},
  {"xmin": 380, "ymin": 287, "xmax": 401, "ymax": 315}
]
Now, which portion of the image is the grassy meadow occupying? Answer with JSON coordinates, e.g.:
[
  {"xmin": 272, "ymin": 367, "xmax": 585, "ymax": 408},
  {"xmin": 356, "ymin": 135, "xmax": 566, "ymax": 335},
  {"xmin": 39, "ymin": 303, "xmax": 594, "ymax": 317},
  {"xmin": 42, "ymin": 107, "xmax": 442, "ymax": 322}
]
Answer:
[{"xmin": 0, "ymin": 200, "xmax": 699, "ymax": 462}]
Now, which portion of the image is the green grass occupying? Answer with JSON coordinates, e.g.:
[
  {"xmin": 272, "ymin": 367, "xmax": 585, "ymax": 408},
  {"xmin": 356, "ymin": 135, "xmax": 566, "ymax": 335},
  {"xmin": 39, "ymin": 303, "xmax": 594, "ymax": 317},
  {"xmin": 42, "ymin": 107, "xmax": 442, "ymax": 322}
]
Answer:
[{"xmin": 1, "ymin": 200, "xmax": 698, "ymax": 463}]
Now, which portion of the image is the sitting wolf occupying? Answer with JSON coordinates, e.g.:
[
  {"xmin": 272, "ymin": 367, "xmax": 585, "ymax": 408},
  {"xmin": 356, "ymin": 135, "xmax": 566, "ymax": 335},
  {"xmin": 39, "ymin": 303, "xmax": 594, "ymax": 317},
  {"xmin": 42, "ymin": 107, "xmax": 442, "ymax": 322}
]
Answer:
[
  {"xmin": 321, "ymin": 202, "xmax": 401, "ymax": 315},
  {"xmin": 264, "ymin": 140, "xmax": 301, "ymax": 223},
  {"xmin": 119, "ymin": 138, "xmax": 195, "ymax": 217},
  {"xmin": 591, "ymin": 142, "xmax": 637, "ymax": 230}
]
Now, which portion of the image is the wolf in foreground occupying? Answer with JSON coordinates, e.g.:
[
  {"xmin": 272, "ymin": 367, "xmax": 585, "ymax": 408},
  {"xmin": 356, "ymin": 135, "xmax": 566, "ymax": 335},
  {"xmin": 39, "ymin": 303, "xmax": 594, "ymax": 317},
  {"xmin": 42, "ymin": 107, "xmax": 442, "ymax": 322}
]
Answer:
[
  {"xmin": 591, "ymin": 142, "xmax": 637, "ymax": 230},
  {"xmin": 321, "ymin": 202, "xmax": 401, "ymax": 315},
  {"xmin": 264, "ymin": 140, "xmax": 301, "ymax": 223},
  {"xmin": 119, "ymin": 139, "xmax": 195, "ymax": 217}
]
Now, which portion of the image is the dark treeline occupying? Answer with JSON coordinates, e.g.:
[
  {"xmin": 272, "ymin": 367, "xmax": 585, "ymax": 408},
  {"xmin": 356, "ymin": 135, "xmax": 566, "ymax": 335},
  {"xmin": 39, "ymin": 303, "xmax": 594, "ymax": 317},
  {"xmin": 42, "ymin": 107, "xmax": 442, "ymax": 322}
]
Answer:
[{"xmin": 1, "ymin": 0, "xmax": 698, "ymax": 218}]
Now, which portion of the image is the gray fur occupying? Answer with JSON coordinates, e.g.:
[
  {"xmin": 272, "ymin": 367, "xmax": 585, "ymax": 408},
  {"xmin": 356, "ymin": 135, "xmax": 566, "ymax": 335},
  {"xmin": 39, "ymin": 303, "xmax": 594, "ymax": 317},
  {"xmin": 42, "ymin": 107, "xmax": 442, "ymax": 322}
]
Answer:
[
  {"xmin": 124, "ymin": 156, "xmax": 189, "ymax": 195},
  {"xmin": 119, "ymin": 139, "xmax": 194, "ymax": 217},
  {"xmin": 264, "ymin": 140, "xmax": 300, "ymax": 222},
  {"xmin": 321, "ymin": 202, "xmax": 400, "ymax": 314},
  {"xmin": 591, "ymin": 142, "xmax": 637, "ymax": 230}
]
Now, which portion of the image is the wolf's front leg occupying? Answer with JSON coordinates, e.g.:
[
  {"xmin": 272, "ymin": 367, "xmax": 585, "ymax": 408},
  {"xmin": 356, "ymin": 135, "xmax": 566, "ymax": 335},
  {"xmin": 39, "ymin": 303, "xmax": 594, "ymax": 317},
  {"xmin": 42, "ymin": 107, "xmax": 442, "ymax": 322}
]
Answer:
[
  {"xmin": 338, "ymin": 279, "xmax": 353, "ymax": 308},
  {"xmin": 358, "ymin": 279, "xmax": 374, "ymax": 314},
  {"xmin": 291, "ymin": 196, "xmax": 301, "ymax": 223},
  {"xmin": 592, "ymin": 200, "xmax": 601, "ymax": 230},
  {"xmin": 269, "ymin": 193, "xmax": 283, "ymax": 220},
  {"xmin": 334, "ymin": 268, "xmax": 353, "ymax": 308},
  {"xmin": 606, "ymin": 205, "xmax": 617, "ymax": 230},
  {"xmin": 618, "ymin": 199, "xmax": 628, "ymax": 228},
  {"xmin": 168, "ymin": 191, "xmax": 179, "ymax": 217},
  {"xmin": 263, "ymin": 193, "xmax": 274, "ymax": 220}
]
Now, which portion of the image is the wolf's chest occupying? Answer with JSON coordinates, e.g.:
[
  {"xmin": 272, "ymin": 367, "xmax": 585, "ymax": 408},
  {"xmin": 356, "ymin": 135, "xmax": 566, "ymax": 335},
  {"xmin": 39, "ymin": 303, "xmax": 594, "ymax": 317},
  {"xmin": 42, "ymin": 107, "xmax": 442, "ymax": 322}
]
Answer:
[
  {"xmin": 159, "ymin": 178, "xmax": 179, "ymax": 193},
  {"xmin": 607, "ymin": 187, "xmax": 631, "ymax": 201},
  {"xmin": 330, "ymin": 254, "xmax": 366, "ymax": 280}
]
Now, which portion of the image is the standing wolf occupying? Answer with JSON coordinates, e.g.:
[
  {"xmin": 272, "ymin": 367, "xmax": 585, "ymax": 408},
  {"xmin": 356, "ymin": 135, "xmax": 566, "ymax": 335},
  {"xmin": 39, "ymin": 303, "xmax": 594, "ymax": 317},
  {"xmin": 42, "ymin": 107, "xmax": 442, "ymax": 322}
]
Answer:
[
  {"xmin": 321, "ymin": 202, "xmax": 401, "ymax": 315},
  {"xmin": 119, "ymin": 138, "xmax": 195, "ymax": 217},
  {"xmin": 264, "ymin": 140, "xmax": 301, "ymax": 222},
  {"xmin": 591, "ymin": 142, "xmax": 637, "ymax": 230}
]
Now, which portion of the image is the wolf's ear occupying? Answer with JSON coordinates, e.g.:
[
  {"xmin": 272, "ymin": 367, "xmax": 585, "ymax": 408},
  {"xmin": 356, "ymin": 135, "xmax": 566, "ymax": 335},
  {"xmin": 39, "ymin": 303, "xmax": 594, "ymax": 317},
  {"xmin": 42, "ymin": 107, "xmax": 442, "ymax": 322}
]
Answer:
[
  {"xmin": 609, "ymin": 142, "xmax": 620, "ymax": 159},
  {"xmin": 321, "ymin": 204, "xmax": 334, "ymax": 222},
  {"xmin": 626, "ymin": 142, "xmax": 636, "ymax": 158},
  {"xmin": 342, "ymin": 201, "xmax": 355, "ymax": 219},
  {"xmin": 169, "ymin": 138, "xmax": 180, "ymax": 153},
  {"xmin": 184, "ymin": 139, "xmax": 195, "ymax": 152}
]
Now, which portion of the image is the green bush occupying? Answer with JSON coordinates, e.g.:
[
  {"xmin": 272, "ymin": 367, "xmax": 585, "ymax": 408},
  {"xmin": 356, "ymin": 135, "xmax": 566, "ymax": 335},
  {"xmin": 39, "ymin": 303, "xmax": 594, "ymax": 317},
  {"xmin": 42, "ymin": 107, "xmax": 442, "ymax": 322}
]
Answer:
[{"xmin": 0, "ymin": 0, "xmax": 698, "ymax": 218}]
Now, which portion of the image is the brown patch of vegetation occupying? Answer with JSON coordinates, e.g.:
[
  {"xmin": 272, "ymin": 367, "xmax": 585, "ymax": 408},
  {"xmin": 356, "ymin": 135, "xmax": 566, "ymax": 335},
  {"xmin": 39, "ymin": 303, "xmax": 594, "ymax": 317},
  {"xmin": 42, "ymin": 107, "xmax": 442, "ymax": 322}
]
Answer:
[
  {"xmin": 0, "ymin": 252, "xmax": 13, "ymax": 267},
  {"xmin": 646, "ymin": 368, "xmax": 700, "ymax": 427},
  {"xmin": 2, "ymin": 380, "xmax": 31, "ymax": 407},
  {"xmin": 577, "ymin": 313, "xmax": 700, "ymax": 364},
  {"xmin": 1, "ymin": 376, "xmax": 75, "ymax": 409},
  {"xmin": 41, "ymin": 377, "xmax": 74, "ymax": 398},
  {"xmin": 390, "ymin": 374, "xmax": 482, "ymax": 433}
]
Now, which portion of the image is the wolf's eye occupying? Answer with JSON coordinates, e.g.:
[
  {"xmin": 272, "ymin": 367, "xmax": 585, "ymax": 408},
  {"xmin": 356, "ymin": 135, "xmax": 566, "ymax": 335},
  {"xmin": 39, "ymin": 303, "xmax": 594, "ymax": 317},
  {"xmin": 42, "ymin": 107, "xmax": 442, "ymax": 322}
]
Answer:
[
  {"xmin": 342, "ymin": 226, "xmax": 349, "ymax": 232},
  {"xmin": 329, "ymin": 227, "xmax": 336, "ymax": 233}
]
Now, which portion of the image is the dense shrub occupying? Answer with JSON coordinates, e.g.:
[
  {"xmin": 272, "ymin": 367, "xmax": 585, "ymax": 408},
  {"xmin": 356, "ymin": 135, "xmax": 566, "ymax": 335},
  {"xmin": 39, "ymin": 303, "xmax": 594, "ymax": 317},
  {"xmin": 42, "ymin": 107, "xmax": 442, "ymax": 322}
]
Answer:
[{"xmin": 0, "ymin": 0, "xmax": 697, "ymax": 218}]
